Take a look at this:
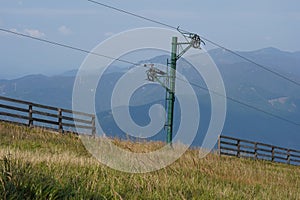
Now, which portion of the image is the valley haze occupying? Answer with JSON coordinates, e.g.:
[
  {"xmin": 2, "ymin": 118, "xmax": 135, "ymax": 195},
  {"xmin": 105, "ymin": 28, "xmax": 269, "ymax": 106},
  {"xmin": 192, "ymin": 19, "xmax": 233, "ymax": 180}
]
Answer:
[{"xmin": 0, "ymin": 47, "xmax": 300, "ymax": 150}]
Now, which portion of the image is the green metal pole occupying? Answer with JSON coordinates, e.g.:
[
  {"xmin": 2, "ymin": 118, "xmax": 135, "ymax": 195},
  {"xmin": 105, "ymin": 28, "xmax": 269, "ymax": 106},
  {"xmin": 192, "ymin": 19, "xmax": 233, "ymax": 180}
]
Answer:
[{"xmin": 166, "ymin": 37, "xmax": 178, "ymax": 144}]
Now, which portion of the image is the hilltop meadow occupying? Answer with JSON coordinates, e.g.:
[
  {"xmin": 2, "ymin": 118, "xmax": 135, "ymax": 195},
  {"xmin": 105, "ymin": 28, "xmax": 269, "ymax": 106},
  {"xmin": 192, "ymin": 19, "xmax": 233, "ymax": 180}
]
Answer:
[{"xmin": 0, "ymin": 122, "xmax": 299, "ymax": 199}]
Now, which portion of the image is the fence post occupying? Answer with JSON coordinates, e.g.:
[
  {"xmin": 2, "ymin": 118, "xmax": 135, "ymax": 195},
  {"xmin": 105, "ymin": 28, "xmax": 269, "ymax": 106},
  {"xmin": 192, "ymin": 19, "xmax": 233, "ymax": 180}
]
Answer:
[
  {"xmin": 58, "ymin": 109, "xmax": 63, "ymax": 133},
  {"xmin": 91, "ymin": 115, "xmax": 96, "ymax": 137},
  {"xmin": 237, "ymin": 139, "xmax": 241, "ymax": 157},
  {"xmin": 254, "ymin": 142, "xmax": 258, "ymax": 160},
  {"xmin": 217, "ymin": 135, "xmax": 221, "ymax": 156},
  {"xmin": 28, "ymin": 104, "xmax": 33, "ymax": 127},
  {"xmin": 271, "ymin": 147, "xmax": 275, "ymax": 162},
  {"xmin": 287, "ymin": 149, "xmax": 290, "ymax": 164}
]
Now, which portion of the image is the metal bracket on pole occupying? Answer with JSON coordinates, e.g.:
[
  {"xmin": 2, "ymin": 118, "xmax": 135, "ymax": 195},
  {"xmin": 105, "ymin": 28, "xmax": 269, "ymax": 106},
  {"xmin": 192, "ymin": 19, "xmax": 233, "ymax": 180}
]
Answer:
[{"xmin": 144, "ymin": 64, "xmax": 169, "ymax": 89}]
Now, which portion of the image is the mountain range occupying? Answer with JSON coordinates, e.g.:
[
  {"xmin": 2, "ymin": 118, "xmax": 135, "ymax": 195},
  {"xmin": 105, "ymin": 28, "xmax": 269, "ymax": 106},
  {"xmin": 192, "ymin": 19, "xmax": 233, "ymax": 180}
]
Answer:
[{"xmin": 1, "ymin": 47, "xmax": 300, "ymax": 149}]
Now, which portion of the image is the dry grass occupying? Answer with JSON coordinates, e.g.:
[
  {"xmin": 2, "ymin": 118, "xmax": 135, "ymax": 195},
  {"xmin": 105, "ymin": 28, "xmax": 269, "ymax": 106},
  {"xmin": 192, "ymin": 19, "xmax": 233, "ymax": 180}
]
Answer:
[{"xmin": 0, "ymin": 122, "xmax": 299, "ymax": 199}]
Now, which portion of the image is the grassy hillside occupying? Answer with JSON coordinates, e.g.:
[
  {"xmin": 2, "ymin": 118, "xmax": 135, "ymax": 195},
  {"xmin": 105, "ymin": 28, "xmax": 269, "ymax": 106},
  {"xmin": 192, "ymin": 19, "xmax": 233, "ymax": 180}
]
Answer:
[{"xmin": 0, "ymin": 122, "xmax": 299, "ymax": 199}]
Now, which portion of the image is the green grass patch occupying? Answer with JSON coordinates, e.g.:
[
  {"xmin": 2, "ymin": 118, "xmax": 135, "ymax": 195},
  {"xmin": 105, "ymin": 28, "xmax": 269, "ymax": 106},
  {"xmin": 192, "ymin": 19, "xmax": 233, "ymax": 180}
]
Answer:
[{"xmin": 0, "ymin": 122, "xmax": 299, "ymax": 199}]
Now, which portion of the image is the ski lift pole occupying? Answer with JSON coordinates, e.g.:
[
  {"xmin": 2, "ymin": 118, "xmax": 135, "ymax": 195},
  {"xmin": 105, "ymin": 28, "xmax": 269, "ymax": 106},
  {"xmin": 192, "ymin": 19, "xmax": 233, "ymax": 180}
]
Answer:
[
  {"xmin": 166, "ymin": 37, "xmax": 178, "ymax": 145},
  {"xmin": 144, "ymin": 32, "xmax": 203, "ymax": 145}
]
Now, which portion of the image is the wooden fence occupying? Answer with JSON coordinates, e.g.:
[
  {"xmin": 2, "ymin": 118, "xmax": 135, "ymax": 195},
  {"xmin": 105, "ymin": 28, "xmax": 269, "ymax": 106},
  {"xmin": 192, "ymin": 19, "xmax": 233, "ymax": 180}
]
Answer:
[
  {"xmin": 218, "ymin": 135, "xmax": 300, "ymax": 166},
  {"xmin": 0, "ymin": 96, "xmax": 96, "ymax": 136}
]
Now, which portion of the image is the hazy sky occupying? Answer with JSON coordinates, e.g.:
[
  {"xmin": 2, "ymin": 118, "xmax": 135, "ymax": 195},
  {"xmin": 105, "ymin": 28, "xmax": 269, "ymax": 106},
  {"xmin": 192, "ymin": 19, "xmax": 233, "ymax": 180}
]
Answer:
[{"xmin": 0, "ymin": 0, "xmax": 300, "ymax": 78}]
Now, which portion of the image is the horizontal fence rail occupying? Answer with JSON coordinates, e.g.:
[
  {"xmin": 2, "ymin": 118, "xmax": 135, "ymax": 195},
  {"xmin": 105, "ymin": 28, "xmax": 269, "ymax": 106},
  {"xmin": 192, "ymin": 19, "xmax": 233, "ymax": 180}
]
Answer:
[
  {"xmin": 218, "ymin": 135, "xmax": 300, "ymax": 166},
  {"xmin": 0, "ymin": 96, "xmax": 96, "ymax": 136}
]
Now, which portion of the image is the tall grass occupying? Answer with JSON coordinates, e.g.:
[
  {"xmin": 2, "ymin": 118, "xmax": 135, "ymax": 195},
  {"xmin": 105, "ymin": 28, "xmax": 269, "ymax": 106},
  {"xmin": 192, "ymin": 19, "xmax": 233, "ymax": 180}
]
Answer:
[{"xmin": 0, "ymin": 122, "xmax": 299, "ymax": 199}]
